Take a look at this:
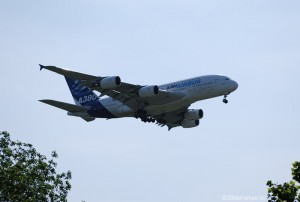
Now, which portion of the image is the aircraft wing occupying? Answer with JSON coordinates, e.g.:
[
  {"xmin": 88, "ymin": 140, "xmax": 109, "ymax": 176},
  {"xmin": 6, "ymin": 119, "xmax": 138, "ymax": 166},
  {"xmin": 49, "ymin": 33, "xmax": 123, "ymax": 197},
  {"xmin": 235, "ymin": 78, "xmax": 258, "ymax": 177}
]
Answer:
[
  {"xmin": 151, "ymin": 106, "xmax": 190, "ymax": 130},
  {"xmin": 94, "ymin": 86, "xmax": 185, "ymax": 111},
  {"xmin": 40, "ymin": 65, "xmax": 185, "ymax": 111},
  {"xmin": 39, "ymin": 65, "xmax": 98, "ymax": 80}
]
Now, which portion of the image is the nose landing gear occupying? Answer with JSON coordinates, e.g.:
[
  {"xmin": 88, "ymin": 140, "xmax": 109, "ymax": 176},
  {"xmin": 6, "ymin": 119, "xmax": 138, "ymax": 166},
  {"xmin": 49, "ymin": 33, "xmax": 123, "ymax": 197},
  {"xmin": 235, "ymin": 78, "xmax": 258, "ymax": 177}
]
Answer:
[{"xmin": 223, "ymin": 93, "xmax": 229, "ymax": 104}]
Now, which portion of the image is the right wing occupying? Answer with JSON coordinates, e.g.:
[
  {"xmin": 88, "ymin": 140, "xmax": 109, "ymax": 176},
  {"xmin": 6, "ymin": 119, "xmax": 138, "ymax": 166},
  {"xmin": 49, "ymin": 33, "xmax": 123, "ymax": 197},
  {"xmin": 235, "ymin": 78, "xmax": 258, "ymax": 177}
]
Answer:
[
  {"xmin": 152, "ymin": 106, "xmax": 202, "ymax": 130},
  {"xmin": 151, "ymin": 106, "xmax": 189, "ymax": 130}
]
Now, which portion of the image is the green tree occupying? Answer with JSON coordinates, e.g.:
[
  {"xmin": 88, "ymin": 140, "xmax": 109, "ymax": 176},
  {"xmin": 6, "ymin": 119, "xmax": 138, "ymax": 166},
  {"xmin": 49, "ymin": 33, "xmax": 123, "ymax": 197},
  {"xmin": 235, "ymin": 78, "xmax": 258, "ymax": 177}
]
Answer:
[
  {"xmin": 0, "ymin": 131, "xmax": 71, "ymax": 201},
  {"xmin": 267, "ymin": 161, "xmax": 300, "ymax": 202}
]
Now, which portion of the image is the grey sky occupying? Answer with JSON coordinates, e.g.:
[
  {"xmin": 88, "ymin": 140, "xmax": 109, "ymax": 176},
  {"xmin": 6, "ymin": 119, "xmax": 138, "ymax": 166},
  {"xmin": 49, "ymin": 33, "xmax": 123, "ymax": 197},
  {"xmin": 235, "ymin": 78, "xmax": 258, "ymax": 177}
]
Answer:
[{"xmin": 1, "ymin": 0, "xmax": 300, "ymax": 201}]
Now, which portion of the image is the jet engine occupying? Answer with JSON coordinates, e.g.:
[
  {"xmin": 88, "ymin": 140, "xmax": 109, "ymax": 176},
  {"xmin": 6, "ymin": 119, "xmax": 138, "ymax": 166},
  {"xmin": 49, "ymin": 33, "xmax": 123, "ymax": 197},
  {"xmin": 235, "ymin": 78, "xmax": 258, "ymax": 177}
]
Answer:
[
  {"xmin": 138, "ymin": 85, "xmax": 159, "ymax": 97},
  {"xmin": 181, "ymin": 120, "xmax": 200, "ymax": 128},
  {"xmin": 184, "ymin": 109, "xmax": 204, "ymax": 120},
  {"xmin": 100, "ymin": 76, "xmax": 121, "ymax": 89}
]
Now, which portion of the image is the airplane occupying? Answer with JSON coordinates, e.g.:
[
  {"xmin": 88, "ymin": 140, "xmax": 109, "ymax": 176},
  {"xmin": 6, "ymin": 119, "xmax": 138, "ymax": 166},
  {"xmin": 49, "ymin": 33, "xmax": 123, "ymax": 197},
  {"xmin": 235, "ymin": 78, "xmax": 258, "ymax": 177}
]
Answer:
[{"xmin": 39, "ymin": 65, "xmax": 238, "ymax": 130}]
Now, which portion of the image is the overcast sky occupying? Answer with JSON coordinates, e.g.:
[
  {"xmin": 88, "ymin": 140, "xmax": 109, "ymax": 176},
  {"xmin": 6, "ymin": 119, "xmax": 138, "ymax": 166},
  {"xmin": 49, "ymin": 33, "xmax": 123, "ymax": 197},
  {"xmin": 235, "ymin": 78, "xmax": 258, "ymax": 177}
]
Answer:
[{"xmin": 1, "ymin": 0, "xmax": 300, "ymax": 201}]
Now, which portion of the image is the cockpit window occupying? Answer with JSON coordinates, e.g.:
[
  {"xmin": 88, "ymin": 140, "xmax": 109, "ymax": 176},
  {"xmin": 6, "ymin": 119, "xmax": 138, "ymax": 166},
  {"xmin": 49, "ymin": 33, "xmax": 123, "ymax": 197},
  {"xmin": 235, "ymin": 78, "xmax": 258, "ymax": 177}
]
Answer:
[{"xmin": 225, "ymin": 78, "xmax": 230, "ymax": 80}]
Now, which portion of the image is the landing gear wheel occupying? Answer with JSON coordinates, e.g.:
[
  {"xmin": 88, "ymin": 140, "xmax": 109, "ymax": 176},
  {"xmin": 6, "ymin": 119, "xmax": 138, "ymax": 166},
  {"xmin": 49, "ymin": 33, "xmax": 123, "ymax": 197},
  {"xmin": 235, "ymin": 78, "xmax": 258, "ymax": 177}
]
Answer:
[
  {"xmin": 223, "ymin": 94, "xmax": 229, "ymax": 104},
  {"xmin": 135, "ymin": 110, "xmax": 157, "ymax": 123}
]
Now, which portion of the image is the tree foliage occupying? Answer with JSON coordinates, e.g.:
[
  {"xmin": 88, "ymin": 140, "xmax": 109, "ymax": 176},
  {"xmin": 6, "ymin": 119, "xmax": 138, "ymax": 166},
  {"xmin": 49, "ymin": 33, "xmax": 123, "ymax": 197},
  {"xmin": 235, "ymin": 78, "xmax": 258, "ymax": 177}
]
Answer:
[
  {"xmin": 267, "ymin": 161, "xmax": 300, "ymax": 202},
  {"xmin": 0, "ymin": 131, "xmax": 71, "ymax": 201}
]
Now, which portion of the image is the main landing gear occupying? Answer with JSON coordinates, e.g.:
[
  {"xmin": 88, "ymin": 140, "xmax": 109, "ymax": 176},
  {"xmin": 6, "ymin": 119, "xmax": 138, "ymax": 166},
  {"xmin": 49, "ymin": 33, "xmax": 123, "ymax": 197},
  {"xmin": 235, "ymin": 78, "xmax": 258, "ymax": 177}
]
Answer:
[{"xmin": 135, "ymin": 110, "xmax": 156, "ymax": 123}]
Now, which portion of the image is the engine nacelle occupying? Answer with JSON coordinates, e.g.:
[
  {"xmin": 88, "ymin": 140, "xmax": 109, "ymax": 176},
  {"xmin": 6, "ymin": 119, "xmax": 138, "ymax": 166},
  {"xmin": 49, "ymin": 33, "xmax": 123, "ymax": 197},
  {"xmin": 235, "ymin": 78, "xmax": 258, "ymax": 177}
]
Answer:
[
  {"xmin": 181, "ymin": 120, "xmax": 200, "ymax": 128},
  {"xmin": 100, "ymin": 76, "xmax": 121, "ymax": 89},
  {"xmin": 138, "ymin": 85, "xmax": 159, "ymax": 97},
  {"xmin": 184, "ymin": 109, "xmax": 204, "ymax": 120}
]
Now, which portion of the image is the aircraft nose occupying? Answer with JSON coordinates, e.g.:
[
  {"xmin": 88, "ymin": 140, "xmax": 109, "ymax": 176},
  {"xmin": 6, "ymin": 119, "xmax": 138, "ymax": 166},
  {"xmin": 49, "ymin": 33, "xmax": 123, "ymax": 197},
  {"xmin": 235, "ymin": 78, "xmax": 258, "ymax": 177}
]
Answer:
[{"xmin": 231, "ymin": 80, "xmax": 238, "ymax": 91}]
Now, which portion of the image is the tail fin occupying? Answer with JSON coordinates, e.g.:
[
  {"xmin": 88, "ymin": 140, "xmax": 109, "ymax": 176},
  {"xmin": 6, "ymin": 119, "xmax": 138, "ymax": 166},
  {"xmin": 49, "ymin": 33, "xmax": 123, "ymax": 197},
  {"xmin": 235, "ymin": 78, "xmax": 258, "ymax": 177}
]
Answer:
[{"xmin": 65, "ymin": 77, "xmax": 99, "ymax": 106}]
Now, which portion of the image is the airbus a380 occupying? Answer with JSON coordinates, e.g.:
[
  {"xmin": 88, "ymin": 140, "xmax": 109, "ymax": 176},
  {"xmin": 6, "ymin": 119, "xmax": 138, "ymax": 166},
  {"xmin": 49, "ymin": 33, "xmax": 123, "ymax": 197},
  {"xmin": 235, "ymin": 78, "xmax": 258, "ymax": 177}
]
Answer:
[{"xmin": 39, "ymin": 65, "xmax": 238, "ymax": 130}]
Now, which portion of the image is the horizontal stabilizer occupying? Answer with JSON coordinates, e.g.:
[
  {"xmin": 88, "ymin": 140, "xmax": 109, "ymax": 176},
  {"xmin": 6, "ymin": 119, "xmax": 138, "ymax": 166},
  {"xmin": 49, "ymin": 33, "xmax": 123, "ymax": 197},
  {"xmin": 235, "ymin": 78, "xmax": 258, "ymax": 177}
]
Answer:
[{"xmin": 39, "ymin": 99, "xmax": 89, "ymax": 112}]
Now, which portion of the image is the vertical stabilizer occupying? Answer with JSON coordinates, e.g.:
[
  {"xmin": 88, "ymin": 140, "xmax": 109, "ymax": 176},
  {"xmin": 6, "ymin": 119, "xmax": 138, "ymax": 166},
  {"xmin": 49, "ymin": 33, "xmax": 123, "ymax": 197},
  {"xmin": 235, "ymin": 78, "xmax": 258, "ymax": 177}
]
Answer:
[{"xmin": 65, "ymin": 77, "xmax": 99, "ymax": 106}]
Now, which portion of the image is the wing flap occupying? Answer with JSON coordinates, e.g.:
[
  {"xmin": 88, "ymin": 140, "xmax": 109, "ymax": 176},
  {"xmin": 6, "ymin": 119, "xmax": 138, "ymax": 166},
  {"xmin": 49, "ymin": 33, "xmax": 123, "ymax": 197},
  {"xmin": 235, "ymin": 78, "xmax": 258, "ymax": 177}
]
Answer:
[
  {"xmin": 100, "ymin": 90, "xmax": 140, "ymax": 111},
  {"xmin": 151, "ymin": 106, "xmax": 190, "ymax": 130}
]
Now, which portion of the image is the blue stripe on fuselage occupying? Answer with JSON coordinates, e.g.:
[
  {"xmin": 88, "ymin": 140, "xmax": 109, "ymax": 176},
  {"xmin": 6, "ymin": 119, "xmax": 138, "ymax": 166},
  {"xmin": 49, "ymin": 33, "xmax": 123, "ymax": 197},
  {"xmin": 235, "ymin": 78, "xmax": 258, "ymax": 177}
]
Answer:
[
  {"xmin": 86, "ymin": 101, "xmax": 117, "ymax": 119},
  {"xmin": 65, "ymin": 77, "xmax": 117, "ymax": 118}
]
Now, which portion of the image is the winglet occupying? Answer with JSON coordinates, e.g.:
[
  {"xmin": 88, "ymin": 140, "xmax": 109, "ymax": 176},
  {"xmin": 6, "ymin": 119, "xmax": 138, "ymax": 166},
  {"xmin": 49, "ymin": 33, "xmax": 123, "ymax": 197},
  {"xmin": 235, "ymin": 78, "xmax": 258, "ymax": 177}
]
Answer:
[{"xmin": 39, "ymin": 64, "xmax": 45, "ymax": 71}]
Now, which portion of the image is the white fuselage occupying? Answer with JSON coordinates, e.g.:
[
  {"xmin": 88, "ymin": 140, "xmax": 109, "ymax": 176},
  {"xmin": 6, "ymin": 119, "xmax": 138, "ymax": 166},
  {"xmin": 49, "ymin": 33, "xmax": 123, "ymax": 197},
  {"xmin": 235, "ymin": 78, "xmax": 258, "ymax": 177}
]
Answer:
[{"xmin": 98, "ymin": 75, "xmax": 238, "ymax": 118}]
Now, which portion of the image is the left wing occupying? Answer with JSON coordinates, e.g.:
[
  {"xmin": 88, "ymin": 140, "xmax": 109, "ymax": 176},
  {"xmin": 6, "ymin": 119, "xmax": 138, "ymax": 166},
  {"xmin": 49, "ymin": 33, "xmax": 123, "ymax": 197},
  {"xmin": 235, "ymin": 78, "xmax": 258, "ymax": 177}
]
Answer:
[{"xmin": 40, "ymin": 65, "xmax": 185, "ymax": 111}]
